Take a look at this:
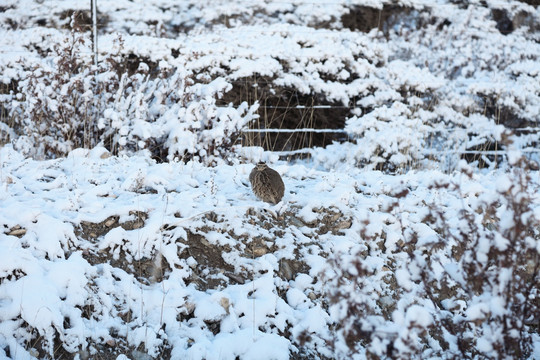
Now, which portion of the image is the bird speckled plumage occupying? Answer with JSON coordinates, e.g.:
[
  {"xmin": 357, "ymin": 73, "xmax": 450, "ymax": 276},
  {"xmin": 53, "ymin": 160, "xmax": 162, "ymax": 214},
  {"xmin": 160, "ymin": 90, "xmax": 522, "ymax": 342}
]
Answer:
[{"xmin": 249, "ymin": 162, "xmax": 285, "ymax": 204}]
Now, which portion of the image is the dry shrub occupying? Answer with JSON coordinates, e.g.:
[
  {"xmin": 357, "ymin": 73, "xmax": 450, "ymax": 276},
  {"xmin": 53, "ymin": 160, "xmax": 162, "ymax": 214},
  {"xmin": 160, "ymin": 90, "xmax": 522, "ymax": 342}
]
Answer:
[
  {"xmin": 317, "ymin": 154, "xmax": 539, "ymax": 359},
  {"xmin": 1, "ymin": 26, "xmax": 257, "ymax": 162}
]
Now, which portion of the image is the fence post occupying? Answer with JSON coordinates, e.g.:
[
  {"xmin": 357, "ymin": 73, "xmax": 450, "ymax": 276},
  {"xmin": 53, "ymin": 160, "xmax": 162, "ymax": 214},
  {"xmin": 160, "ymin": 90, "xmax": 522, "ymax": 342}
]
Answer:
[{"xmin": 91, "ymin": 0, "xmax": 98, "ymax": 66}]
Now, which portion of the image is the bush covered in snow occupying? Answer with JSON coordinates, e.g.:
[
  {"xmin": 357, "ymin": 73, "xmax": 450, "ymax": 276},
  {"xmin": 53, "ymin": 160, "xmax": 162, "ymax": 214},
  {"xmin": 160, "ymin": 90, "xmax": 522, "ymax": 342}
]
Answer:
[
  {"xmin": 319, "ymin": 157, "xmax": 540, "ymax": 359},
  {"xmin": 2, "ymin": 0, "xmax": 539, "ymax": 169},
  {"xmin": 1, "ymin": 26, "xmax": 257, "ymax": 162}
]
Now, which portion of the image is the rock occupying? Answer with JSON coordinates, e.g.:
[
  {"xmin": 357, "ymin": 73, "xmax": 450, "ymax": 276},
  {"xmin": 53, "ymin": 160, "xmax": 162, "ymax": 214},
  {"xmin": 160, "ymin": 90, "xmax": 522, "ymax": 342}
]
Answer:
[
  {"xmin": 220, "ymin": 297, "xmax": 230, "ymax": 314},
  {"xmin": 329, "ymin": 213, "xmax": 340, "ymax": 223},
  {"xmin": 225, "ymin": 272, "xmax": 245, "ymax": 284},
  {"xmin": 289, "ymin": 216, "xmax": 305, "ymax": 228},
  {"xmin": 8, "ymin": 227, "xmax": 26, "ymax": 237},
  {"xmin": 335, "ymin": 219, "xmax": 352, "ymax": 230},
  {"xmin": 120, "ymin": 211, "xmax": 148, "ymax": 230},
  {"xmin": 279, "ymin": 258, "xmax": 309, "ymax": 281},
  {"xmin": 252, "ymin": 246, "xmax": 269, "ymax": 257},
  {"xmin": 184, "ymin": 302, "xmax": 196, "ymax": 314},
  {"xmin": 131, "ymin": 220, "xmax": 144, "ymax": 229}
]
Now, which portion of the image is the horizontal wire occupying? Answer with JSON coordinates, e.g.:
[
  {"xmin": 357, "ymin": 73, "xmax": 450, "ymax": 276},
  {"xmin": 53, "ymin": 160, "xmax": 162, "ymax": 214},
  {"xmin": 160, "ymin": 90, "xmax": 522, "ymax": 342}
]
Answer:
[
  {"xmin": 0, "ymin": 50, "xmax": 367, "ymax": 58},
  {"xmin": 242, "ymin": 128, "xmax": 347, "ymax": 133},
  {"xmin": 5, "ymin": 1, "xmax": 382, "ymax": 9},
  {"xmin": 243, "ymin": 127, "xmax": 540, "ymax": 133},
  {"xmin": 425, "ymin": 149, "xmax": 540, "ymax": 155},
  {"xmin": 257, "ymin": 105, "xmax": 350, "ymax": 109},
  {"xmin": 272, "ymin": 148, "xmax": 540, "ymax": 156}
]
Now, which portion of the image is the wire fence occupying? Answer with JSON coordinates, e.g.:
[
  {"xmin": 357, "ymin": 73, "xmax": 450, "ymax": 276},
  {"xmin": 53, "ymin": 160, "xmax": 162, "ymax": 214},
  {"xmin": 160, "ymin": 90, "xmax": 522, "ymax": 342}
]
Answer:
[
  {"xmin": 270, "ymin": 147, "xmax": 540, "ymax": 158},
  {"xmin": 241, "ymin": 126, "xmax": 540, "ymax": 133},
  {"xmin": 242, "ymin": 128, "xmax": 347, "ymax": 133},
  {"xmin": 2, "ymin": 1, "xmax": 538, "ymax": 164}
]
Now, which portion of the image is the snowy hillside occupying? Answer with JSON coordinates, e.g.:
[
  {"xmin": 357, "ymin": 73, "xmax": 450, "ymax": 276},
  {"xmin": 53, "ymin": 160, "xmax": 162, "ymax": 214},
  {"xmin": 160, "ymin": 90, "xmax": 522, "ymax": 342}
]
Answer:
[{"xmin": 1, "ymin": 0, "xmax": 540, "ymax": 359}]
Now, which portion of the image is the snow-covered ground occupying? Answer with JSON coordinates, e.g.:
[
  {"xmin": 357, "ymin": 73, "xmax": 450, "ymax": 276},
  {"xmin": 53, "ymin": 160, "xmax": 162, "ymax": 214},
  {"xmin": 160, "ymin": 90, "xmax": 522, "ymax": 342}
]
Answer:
[
  {"xmin": 1, "ymin": 0, "xmax": 540, "ymax": 359},
  {"xmin": 2, "ymin": 146, "xmax": 538, "ymax": 359}
]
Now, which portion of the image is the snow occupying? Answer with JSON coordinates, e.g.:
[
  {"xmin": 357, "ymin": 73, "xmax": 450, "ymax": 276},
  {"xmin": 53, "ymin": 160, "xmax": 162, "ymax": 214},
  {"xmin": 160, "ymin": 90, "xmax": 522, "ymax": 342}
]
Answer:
[
  {"xmin": 0, "ymin": 0, "xmax": 540, "ymax": 358},
  {"xmin": 2, "ymin": 141, "xmax": 537, "ymax": 358}
]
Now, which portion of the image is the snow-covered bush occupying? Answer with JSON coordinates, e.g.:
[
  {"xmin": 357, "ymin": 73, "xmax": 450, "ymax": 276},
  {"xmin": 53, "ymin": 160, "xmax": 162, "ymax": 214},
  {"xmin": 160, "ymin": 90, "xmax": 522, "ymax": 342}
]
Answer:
[
  {"xmin": 5, "ymin": 30, "xmax": 98, "ymax": 158},
  {"xmin": 346, "ymin": 102, "xmax": 432, "ymax": 172},
  {"xmin": 2, "ymin": 1, "xmax": 538, "ymax": 169},
  {"xmin": 322, "ymin": 157, "xmax": 540, "ymax": 358},
  {"xmin": 418, "ymin": 158, "xmax": 540, "ymax": 359},
  {"xmin": 333, "ymin": 3, "xmax": 540, "ymax": 172},
  {"xmin": 1, "ymin": 29, "xmax": 258, "ymax": 162}
]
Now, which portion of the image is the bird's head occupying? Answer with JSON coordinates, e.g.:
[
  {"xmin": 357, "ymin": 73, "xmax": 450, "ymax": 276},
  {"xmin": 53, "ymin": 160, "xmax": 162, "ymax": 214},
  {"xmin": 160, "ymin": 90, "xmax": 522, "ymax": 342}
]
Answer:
[{"xmin": 256, "ymin": 161, "xmax": 268, "ymax": 171}]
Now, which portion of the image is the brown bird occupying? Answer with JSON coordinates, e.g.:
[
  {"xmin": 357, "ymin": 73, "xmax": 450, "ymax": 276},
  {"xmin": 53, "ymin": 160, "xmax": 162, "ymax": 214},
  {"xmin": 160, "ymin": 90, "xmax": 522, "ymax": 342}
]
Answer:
[{"xmin": 249, "ymin": 161, "xmax": 285, "ymax": 204}]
